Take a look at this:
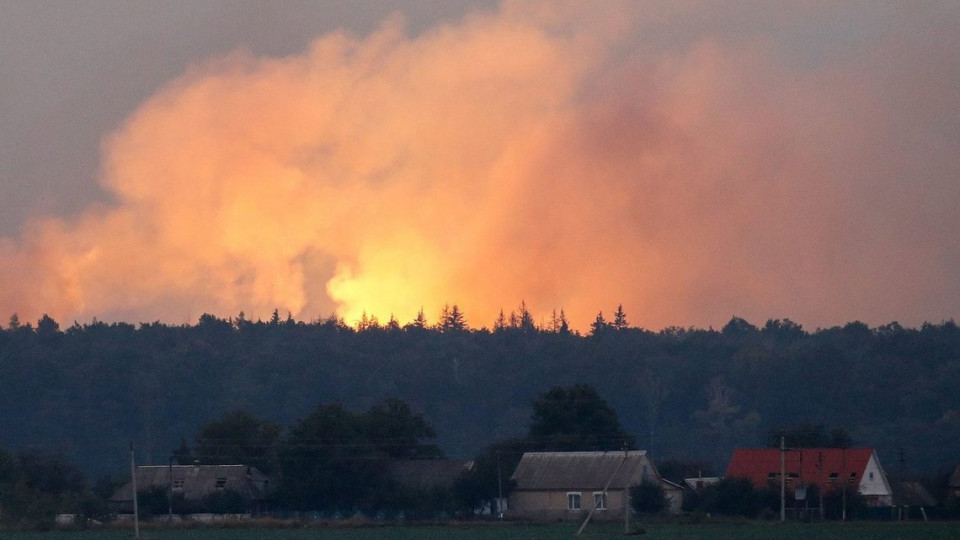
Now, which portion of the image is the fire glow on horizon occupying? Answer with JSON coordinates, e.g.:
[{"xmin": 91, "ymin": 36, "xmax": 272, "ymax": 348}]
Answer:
[{"xmin": 1, "ymin": 1, "xmax": 958, "ymax": 331}]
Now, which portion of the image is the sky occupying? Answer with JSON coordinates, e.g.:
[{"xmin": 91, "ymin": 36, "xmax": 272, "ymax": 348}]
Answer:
[{"xmin": 1, "ymin": 0, "xmax": 958, "ymax": 332}]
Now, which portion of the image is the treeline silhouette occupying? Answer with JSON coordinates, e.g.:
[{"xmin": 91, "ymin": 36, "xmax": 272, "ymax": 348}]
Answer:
[{"xmin": 1, "ymin": 307, "xmax": 958, "ymax": 481}]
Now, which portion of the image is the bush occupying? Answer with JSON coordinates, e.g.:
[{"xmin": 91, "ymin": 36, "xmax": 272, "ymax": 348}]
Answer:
[
  {"xmin": 203, "ymin": 489, "xmax": 247, "ymax": 514},
  {"xmin": 700, "ymin": 478, "xmax": 763, "ymax": 517},
  {"xmin": 630, "ymin": 481, "xmax": 666, "ymax": 514}
]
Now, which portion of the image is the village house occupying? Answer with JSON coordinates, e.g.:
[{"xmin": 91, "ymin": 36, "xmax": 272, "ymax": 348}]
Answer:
[
  {"xmin": 891, "ymin": 480, "xmax": 936, "ymax": 520},
  {"xmin": 725, "ymin": 448, "xmax": 893, "ymax": 507},
  {"xmin": 507, "ymin": 450, "xmax": 682, "ymax": 521},
  {"xmin": 110, "ymin": 464, "xmax": 271, "ymax": 515},
  {"xmin": 386, "ymin": 459, "xmax": 473, "ymax": 491},
  {"xmin": 949, "ymin": 464, "xmax": 960, "ymax": 498},
  {"xmin": 386, "ymin": 459, "xmax": 485, "ymax": 516},
  {"xmin": 682, "ymin": 475, "xmax": 721, "ymax": 493}
]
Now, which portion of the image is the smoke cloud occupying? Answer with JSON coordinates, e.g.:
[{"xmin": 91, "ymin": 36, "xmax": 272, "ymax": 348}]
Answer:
[{"xmin": 2, "ymin": 1, "xmax": 959, "ymax": 330}]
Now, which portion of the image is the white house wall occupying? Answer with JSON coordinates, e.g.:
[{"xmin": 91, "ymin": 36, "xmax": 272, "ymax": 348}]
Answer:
[{"xmin": 858, "ymin": 452, "xmax": 892, "ymax": 498}]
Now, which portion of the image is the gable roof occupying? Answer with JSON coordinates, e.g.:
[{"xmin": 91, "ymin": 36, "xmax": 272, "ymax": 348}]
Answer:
[
  {"xmin": 725, "ymin": 448, "xmax": 875, "ymax": 490},
  {"xmin": 111, "ymin": 464, "xmax": 269, "ymax": 502},
  {"xmin": 511, "ymin": 451, "xmax": 656, "ymax": 491},
  {"xmin": 683, "ymin": 476, "xmax": 721, "ymax": 491},
  {"xmin": 387, "ymin": 459, "xmax": 473, "ymax": 490},
  {"xmin": 949, "ymin": 465, "xmax": 960, "ymax": 488},
  {"xmin": 893, "ymin": 481, "xmax": 937, "ymax": 507}
]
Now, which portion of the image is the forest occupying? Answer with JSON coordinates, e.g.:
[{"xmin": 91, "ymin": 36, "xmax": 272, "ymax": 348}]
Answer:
[{"xmin": 0, "ymin": 306, "xmax": 958, "ymax": 486}]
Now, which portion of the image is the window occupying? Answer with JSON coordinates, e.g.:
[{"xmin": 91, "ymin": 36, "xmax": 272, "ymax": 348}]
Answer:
[
  {"xmin": 593, "ymin": 492, "xmax": 607, "ymax": 511},
  {"xmin": 567, "ymin": 492, "xmax": 582, "ymax": 511},
  {"xmin": 172, "ymin": 480, "xmax": 184, "ymax": 491},
  {"xmin": 827, "ymin": 473, "xmax": 839, "ymax": 484},
  {"xmin": 849, "ymin": 472, "xmax": 857, "ymax": 484},
  {"xmin": 869, "ymin": 472, "xmax": 874, "ymax": 481},
  {"xmin": 215, "ymin": 477, "xmax": 227, "ymax": 489}
]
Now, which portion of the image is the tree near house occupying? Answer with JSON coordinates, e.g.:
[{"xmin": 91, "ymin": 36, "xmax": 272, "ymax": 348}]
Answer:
[
  {"xmin": 630, "ymin": 481, "xmax": 666, "ymax": 514},
  {"xmin": 276, "ymin": 398, "xmax": 441, "ymax": 512},
  {"xmin": 0, "ymin": 448, "xmax": 103, "ymax": 529},
  {"xmin": 193, "ymin": 410, "xmax": 281, "ymax": 474},
  {"xmin": 458, "ymin": 384, "xmax": 635, "ymax": 514},
  {"xmin": 529, "ymin": 384, "xmax": 636, "ymax": 451},
  {"xmin": 765, "ymin": 422, "xmax": 853, "ymax": 449},
  {"xmin": 455, "ymin": 437, "xmax": 526, "ymax": 515},
  {"xmin": 360, "ymin": 398, "xmax": 441, "ymax": 460}
]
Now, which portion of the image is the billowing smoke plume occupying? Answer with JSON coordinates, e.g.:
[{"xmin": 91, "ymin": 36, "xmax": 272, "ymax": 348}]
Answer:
[{"xmin": 2, "ymin": 0, "xmax": 959, "ymax": 330}]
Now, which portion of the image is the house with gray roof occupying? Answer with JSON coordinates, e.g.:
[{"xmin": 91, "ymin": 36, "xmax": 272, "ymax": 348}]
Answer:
[
  {"xmin": 386, "ymin": 459, "xmax": 473, "ymax": 490},
  {"xmin": 508, "ymin": 451, "xmax": 681, "ymax": 521},
  {"xmin": 110, "ymin": 464, "xmax": 270, "ymax": 515}
]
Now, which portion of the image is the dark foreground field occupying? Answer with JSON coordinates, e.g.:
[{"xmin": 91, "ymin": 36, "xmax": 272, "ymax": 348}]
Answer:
[{"xmin": 2, "ymin": 522, "xmax": 959, "ymax": 540}]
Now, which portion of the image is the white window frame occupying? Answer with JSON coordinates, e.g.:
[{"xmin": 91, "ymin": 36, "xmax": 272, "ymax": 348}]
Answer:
[
  {"xmin": 567, "ymin": 492, "xmax": 582, "ymax": 511},
  {"xmin": 593, "ymin": 491, "xmax": 607, "ymax": 511}
]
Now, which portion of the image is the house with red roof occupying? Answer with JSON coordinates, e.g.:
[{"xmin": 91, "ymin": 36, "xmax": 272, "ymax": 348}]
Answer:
[{"xmin": 725, "ymin": 448, "xmax": 893, "ymax": 507}]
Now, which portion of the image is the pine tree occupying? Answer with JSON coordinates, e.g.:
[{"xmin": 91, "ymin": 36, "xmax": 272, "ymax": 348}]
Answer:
[
  {"xmin": 494, "ymin": 309, "xmax": 507, "ymax": 331},
  {"xmin": 518, "ymin": 301, "xmax": 536, "ymax": 332},
  {"xmin": 444, "ymin": 304, "xmax": 467, "ymax": 331},
  {"xmin": 411, "ymin": 308, "xmax": 428, "ymax": 329},
  {"xmin": 590, "ymin": 311, "xmax": 609, "ymax": 337},
  {"xmin": 386, "ymin": 314, "xmax": 401, "ymax": 331},
  {"xmin": 438, "ymin": 304, "xmax": 451, "ymax": 331},
  {"xmin": 559, "ymin": 309, "xmax": 571, "ymax": 335},
  {"xmin": 613, "ymin": 304, "xmax": 628, "ymax": 330},
  {"xmin": 358, "ymin": 311, "xmax": 379, "ymax": 331}
]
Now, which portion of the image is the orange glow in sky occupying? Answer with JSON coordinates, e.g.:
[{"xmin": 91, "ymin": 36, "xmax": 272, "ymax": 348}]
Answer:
[{"xmin": 1, "ymin": 1, "xmax": 958, "ymax": 331}]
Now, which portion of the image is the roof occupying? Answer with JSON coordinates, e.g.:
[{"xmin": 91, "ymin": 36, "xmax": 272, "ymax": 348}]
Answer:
[
  {"xmin": 111, "ymin": 464, "xmax": 269, "ymax": 502},
  {"xmin": 387, "ymin": 459, "xmax": 473, "ymax": 490},
  {"xmin": 511, "ymin": 451, "xmax": 657, "ymax": 491},
  {"xmin": 893, "ymin": 481, "xmax": 937, "ymax": 507},
  {"xmin": 725, "ymin": 448, "xmax": 875, "ymax": 490},
  {"xmin": 949, "ymin": 465, "xmax": 960, "ymax": 488},
  {"xmin": 662, "ymin": 479, "xmax": 685, "ymax": 492},
  {"xmin": 683, "ymin": 477, "xmax": 721, "ymax": 491}
]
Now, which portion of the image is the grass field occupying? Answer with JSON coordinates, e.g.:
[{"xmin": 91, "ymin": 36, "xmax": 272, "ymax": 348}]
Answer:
[{"xmin": 2, "ymin": 522, "xmax": 958, "ymax": 540}]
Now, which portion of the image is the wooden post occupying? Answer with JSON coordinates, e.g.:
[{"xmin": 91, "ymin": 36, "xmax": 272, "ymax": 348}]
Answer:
[
  {"xmin": 818, "ymin": 452, "xmax": 824, "ymax": 521},
  {"xmin": 780, "ymin": 436, "xmax": 785, "ymax": 522},
  {"xmin": 168, "ymin": 455, "xmax": 173, "ymax": 522},
  {"xmin": 841, "ymin": 447, "xmax": 847, "ymax": 522},
  {"xmin": 576, "ymin": 452, "xmax": 628, "ymax": 536},
  {"xmin": 497, "ymin": 450, "xmax": 503, "ymax": 519},
  {"xmin": 624, "ymin": 487, "xmax": 630, "ymax": 534},
  {"xmin": 130, "ymin": 443, "xmax": 140, "ymax": 540}
]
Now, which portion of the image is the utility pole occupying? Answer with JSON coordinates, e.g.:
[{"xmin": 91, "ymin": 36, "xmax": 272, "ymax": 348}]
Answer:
[
  {"xmin": 898, "ymin": 449, "xmax": 905, "ymax": 521},
  {"xmin": 841, "ymin": 446, "xmax": 847, "ymax": 522},
  {"xmin": 130, "ymin": 443, "xmax": 140, "ymax": 540},
  {"xmin": 168, "ymin": 455, "xmax": 173, "ymax": 522},
  {"xmin": 800, "ymin": 450, "xmax": 806, "ymax": 519},
  {"xmin": 497, "ymin": 450, "xmax": 503, "ymax": 518},
  {"xmin": 780, "ymin": 436, "xmax": 786, "ymax": 522},
  {"xmin": 818, "ymin": 452, "xmax": 824, "ymax": 521},
  {"xmin": 576, "ymin": 451, "xmax": 628, "ymax": 536}
]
